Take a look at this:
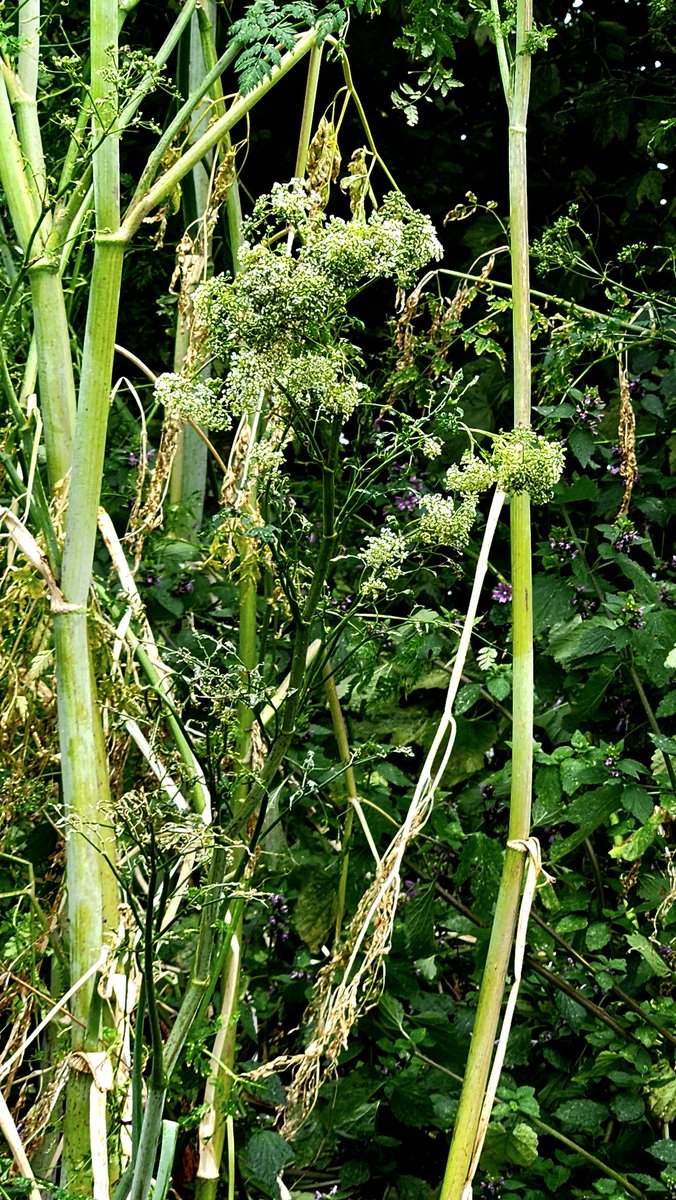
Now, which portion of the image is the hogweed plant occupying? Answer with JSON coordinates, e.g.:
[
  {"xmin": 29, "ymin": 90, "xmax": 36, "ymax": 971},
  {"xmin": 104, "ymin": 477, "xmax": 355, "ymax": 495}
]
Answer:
[{"xmin": 5, "ymin": 2, "xmax": 669, "ymax": 1199}]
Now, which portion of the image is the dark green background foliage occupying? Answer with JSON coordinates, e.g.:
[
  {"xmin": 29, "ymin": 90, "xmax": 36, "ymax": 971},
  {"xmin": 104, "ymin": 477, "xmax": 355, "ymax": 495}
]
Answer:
[{"xmin": 1, "ymin": 1, "xmax": 675, "ymax": 1199}]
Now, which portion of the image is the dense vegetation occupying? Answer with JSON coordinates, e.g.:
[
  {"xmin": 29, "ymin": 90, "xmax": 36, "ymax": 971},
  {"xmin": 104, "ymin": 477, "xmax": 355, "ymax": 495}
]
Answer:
[{"xmin": 0, "ymin": 2, "xmax": 675, "ymax": 1200}]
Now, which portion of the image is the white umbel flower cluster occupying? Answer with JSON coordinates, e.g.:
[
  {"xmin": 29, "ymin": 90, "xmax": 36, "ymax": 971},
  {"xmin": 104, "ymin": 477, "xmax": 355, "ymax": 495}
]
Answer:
[
  {"xmin": 154, "ymin": 180, "xmax": 444, "ymax": 434},
  {"xmin": 418, "ymin": 494, "xmax": 478, "ymax": 548},
  {"xmin": 360, "ymin": 526, "xmax": 408, "ymax": 599}
]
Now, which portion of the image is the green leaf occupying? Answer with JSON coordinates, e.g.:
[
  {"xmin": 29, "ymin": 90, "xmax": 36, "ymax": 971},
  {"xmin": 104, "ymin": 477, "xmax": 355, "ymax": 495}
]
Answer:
[
  {"xmin": 532, "ymin": 574, "xmax": 574, "ymax": 636},
  {"xmin": 455, "ymin": 682, "xmax": 482, "ymax": 714},
  {"xmin": 405, "ymin": 884, "xmax": 436, "ymax": 958},
  {"xmin": 609, "ymin": 808, "xmax": 663, "ymax": 862},
  {"xmin": 340, "ymin": 1161, "xmax": 371, "ymax": 1187},
  {"xmin": 456, "ymin": 832, "xmax": 503, "ymax": 918},
  {"xmin": 648, "ymin": 1139, "xmax": 676, "ymax": 1164},
  {"xmin": 487, "ymin": 673, "xmax": 511, "ymax": 701},
  {"xmin": 533, "ymin": 764, "xmax": 564, "ymax": 825},
  {"xmin": 480, "ymin": 1121, "xmax": 539, "ymax": 1172},
  {"xmin": 293, "ymin": 872, "xmax": 337, "ymax": 953},
  {"xmin": 647, "ymin": 1067, "xmax": 676, "ymax": 1122},
  {"xmin": 657, "ymin": 692, "xmax": 676, "ymax": 718},
  {"xmin": 549, "ymin": 616, "xmax": 618, "ymax": 664},
  {"xmin": 379, "ymin": 993, "xmax": 405, "ymax": 1031},
  {"xmin": 585, "ymin": 922, "xmax": 611, "ymax": 950},
  {"xmin": 569, "ymin": 426, "xmax": 598, "ymax": 467},
  {"xmin": 621, "ymin": 785, "xmax": 654, "ymax": 822},
  {"xmin": 610, "ymin": 1093, "xmax": 645, "ymax": 1121},
  {"xmin": 650, "ymin": 733, "xmax": 676, "ymax": 756},
  {"xmin": 243, "ymin": 1131, "xmax": 294, "ymax": 1195},
  {"xmin": 626, "ymin": 932, "xmax": 671, "ymax": 978},
  {"xmin": 553, "ymin": 1099, "xmax": 608, "ymax": 1131}
]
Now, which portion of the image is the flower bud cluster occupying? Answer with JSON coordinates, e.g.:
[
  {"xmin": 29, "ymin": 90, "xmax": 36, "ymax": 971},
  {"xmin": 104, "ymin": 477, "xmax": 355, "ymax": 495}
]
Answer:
[
  {"xmin": 153, "ymin": 371, "xmax": 228, "ymax": 428},
  {"xmin": 154, "ymin": 179, "xmax": 443, "ymax": 434},
  {"xmin": 444, "ymin": 432, "xmax": 564, "ymax": 505},
  {"xmin": 418, "ymin": 494, "xmax": 478, "ymax": 549},
  {"xmin": 360, "ymin": 526, "xmax": 408, "ymax": 598},
  {"xmin": 490, "ymin": 430, "xmax": 565, "ymax": 504}
]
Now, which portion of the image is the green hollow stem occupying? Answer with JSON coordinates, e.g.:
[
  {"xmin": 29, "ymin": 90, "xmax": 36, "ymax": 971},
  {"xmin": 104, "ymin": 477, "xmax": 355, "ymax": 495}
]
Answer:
[
  {"xmin": 122, "ymin": 27, "xmax": 319, "ymax": 238},
  {"xmin": 16, "ymin": 0, "xmax": 48, "ymax": 211},
  {"xmin": 295, "ymin": 41, "xmax": 323, "ymax": 178},
  {"xmin": 440, "ymin": 2, "xmax": 533, "ymax": 1197},
  {"xmin": 322, "ymin": 660, "xmax": 358, "ymax": 943},
  {"xmin": 60, "ymin": 1, "xmax": 123, "ymax": 1186}
]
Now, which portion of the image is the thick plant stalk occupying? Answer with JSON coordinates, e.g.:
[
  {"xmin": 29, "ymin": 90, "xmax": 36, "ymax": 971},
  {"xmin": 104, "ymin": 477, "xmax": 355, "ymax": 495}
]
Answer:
[
  {"xmin": 440, "ymin": 2, "xmax": 533, "ymax": 1198},
  {"xmin": 59, "ymin": 0, "xmax": 123, "ymax": 1186}
]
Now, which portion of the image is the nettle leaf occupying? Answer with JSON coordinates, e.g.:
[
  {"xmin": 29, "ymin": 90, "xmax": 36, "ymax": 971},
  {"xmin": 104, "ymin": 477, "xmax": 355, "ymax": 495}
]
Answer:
[
  {"xmin": 648, "ymin": 1139, "xmax": 676, "ymax": 1164},
  {"xmin": 405, "ymin": 883, "xmax": 436, "ymax": 958},
  {"xmin": 549, "ymin": 616, "xmax": 618, "ymax": 664},
  {"xmin": 379, "ymin": 993, "xmax": 405, "ymax": 1031},
  {"xmin": 293, "ymin": 872, "xmax": 337, "ymax": 952},
  {"xmin": 532, "ymin": 573, "xmax": 573, "ymax": 636},
  {"xmin": 647, "ymin": 1067, "xmax": 676, "ymax": 1123},
  {"xmin": 455, "ymin": 682, "xmax": 482, "ymax": 714},
  {"xmin": 456, "ymin": 832, "xmax": 503, "ymax": 918},
  {"xmin": 656, "ymin": 692, "xmax": 676, "ymax": 718},
  {"xmin": 609, "ymin": 808, "xmax": 664, "ymax": 862},
  {"xmin": 585, "ymin": 921, "xmax": 611, "ymax": 951},
  {"xmin": 553, "ymin": 1099, "xmax": 608, "ymax": 1131},
  {"xmin": 533, "ymin": 764, "xmax": 564, "ymax": 825},
  {"xmin": 243, "ymin": 1131, "xmax": 294, "ymax": 1195},
  {"xmin": 487, "ymin": 672, "xmax": 511, "ymax": 702},
  {"xmin": 621, "ymin": 785, "xmax": 654, "ymax": 822},
  {"xmin": 611, "ymin": 1093, "xmax": 645, "ymax": 1122},
  {"xmin": 568, "ymin": 426, "xmax": 598, "ymax": 467},
  {"xmin": 626, "ymin": 932, "xmax": 671, "ymax": 978},
  {"xmin": 633, "ymin": 611, "xmax": 676, "ymax": 686},
  {"xmin": 480, "ymin": 1121, "xmax": 539, "ymax": 1173}
]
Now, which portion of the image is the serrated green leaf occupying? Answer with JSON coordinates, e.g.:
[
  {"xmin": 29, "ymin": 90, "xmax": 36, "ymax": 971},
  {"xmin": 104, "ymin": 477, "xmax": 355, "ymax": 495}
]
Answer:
[
  {"xmin": 480, "ymin": 1121, "xmax": 538, "ymax": 1172},
  {"xmin": 379, "ymin": 993, "xmax": 405, "ymax": 1031},
  {"xmin": 586, "ymin": 922, "xmax": 611, "ymax": 951},
  {"xmin": 244, "ymin": 1131, "xmax": 294, "ymax": 1194},
  {"xmin": 553, "ymin": 1099, "xmax": 608, "ymax": 1130},
  {"xmin": 626, "ymin": 932, "xmax": 671, "ymax": 978},
  {"xmin": 405, "ymin": 884, "xmax": 436, "ymax": 958},
  {"xmin": 648, "ymin": 1139, "xmax": 676, "ymax": 1164},
  {"xmin": 609, "ymin": 808, "xmax": 663, "ymax": 861},
  {"xmin": 610, "ymin": 1093, "xmax": 645, "ymax": 1121},
  {"xmin": 647, "ymin": 1068, "xmax": 676, "ymax": 1122},
  {"xmin": 549, "ymin": 616, "xmax": 618, "ymax": 664},
  {"xmin": 293, "ymin": 873, "xmax": 337, "ymax": 953},
  {"xmin": 569, "ymin": 426, "xmax": 598, "ymax": 467}
]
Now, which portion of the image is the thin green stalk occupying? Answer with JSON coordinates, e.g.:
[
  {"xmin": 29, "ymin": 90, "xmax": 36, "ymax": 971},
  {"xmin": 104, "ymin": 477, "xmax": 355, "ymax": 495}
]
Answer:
[
  {"xmin": 28, "ymin": 266, "xmax": 77, "ymax": 488},
  {"xmin": 195, "ymin": 910, "xmax": 243, "ymax": 1200},
  {"xmin": 152, "ymin": 1122, "xmax": 179, "ymax": 1200},
  {"xmin": 122, "ymin": 28, "xmax": 319, "ymax": 238},
  {"xmin": 441, "ymin": 2, "xmax": 533, "ymax": 1196},
  {"xmin": 295, "ymin": 41, "xmax": 323, "ymax": 178},
  {"xmin": 16, "ymin": 0, "xmax": 48, "ymax": 210},
  {"xmin": 170, "ymin": 4, "xmax": 220, "ymax": 523},
  {"xmin": 322, "ymin": 660, "xmax": 358, "ymax": 943},
  {"xmin": 0, "ymin": 71, "xmax": 41, "ymax": 247},
  {"xmin": 127, "ymin": 854, "xmax": 168, "ymax": 1200},
  {"xmin": 437, "ymin": 268, "xmax": 660, "ymax": 340}
]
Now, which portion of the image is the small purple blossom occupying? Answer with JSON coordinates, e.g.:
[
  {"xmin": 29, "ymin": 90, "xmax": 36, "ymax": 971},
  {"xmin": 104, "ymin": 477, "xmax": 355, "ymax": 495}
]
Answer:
[
  {"xmin": 492, "ymin": 582, "xmax": 512, "ymax": 604},
  {"xmin": 128, "ymin": 448, "xmax": 156, "ymax": 468},
  {"xmin": 615, "ymin": 528, "xmax": 638, "ymax": 554},
  {"xmin": 575, "ymin": 390, "xmax": 605, "ymax": 434}
]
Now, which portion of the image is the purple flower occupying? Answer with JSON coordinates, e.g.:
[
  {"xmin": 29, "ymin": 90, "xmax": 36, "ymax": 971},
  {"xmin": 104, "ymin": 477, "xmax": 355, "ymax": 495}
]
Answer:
[
  {"xmin": 492, "ymin": 582, "xmax": 512, "ymax": 604},
  {"xmin": 394, "ymin": 490, "xmax": 420, "ymax": 511}
]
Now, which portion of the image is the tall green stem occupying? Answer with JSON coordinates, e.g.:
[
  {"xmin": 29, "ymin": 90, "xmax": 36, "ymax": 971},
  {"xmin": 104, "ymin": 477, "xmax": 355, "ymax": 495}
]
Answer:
[
  {"xmin": 59, "ymin": 1, "xmax": 123, "ymax": 1185},
  {"xmin": 440, "ymin": 3, "xmax": 533, "ymax": 1197}
]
